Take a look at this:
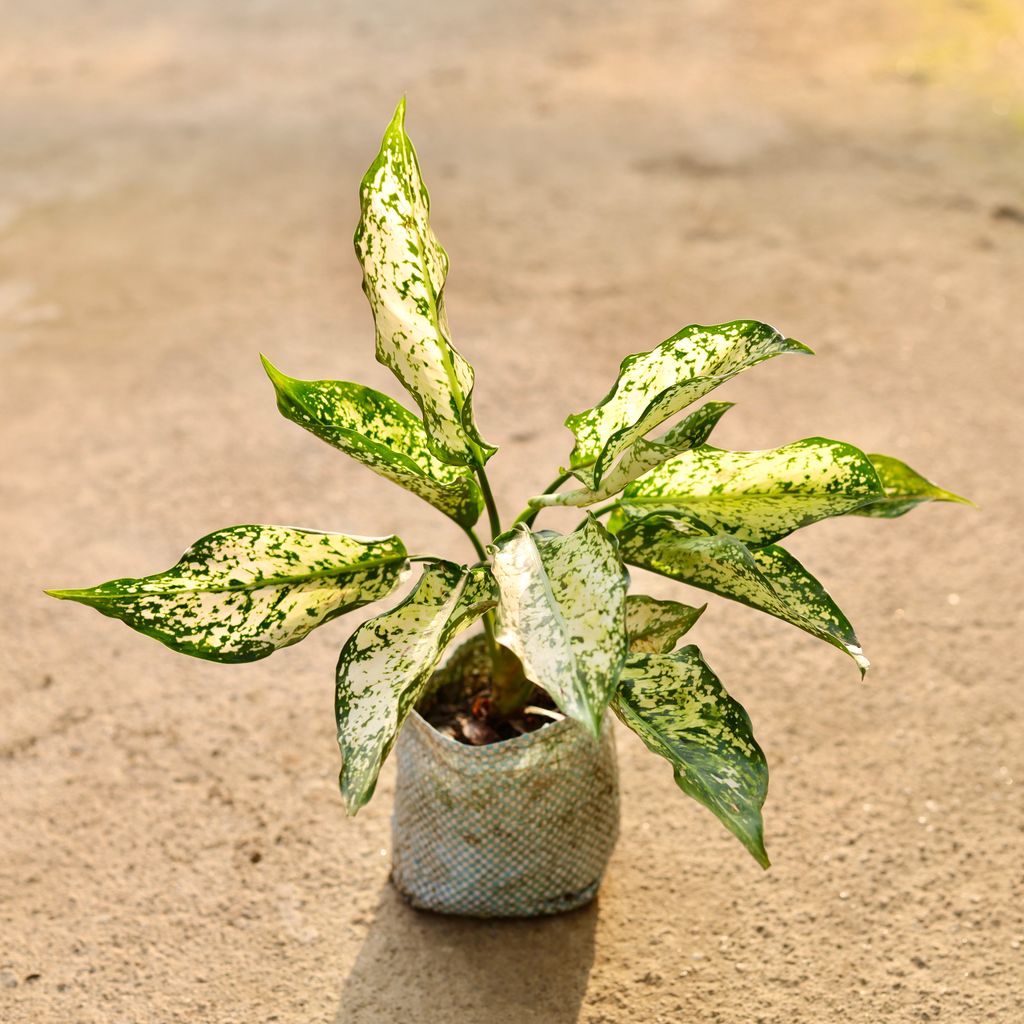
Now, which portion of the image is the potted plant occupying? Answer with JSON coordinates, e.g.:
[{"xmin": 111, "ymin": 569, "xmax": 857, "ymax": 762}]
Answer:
[{"xmin": 47, "ymin": 100, "xmax": 969, "ymax": 918}]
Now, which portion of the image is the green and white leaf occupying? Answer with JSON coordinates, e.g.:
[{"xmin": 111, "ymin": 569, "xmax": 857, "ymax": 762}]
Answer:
[
  {"xmin": 617, "ymin": 515, "xmax": 868, "ymax": 674},
  {"xmin": 47, "ymin": 527, "xmax": 409, "ymax": 663},
  {"xmin": 565, "ymin": 321, "xmax": 810, "ymax": 490},
  {"xmin": 490, "ymin": 518, "xmax": 629, "ymax": 736},
  {"xmin": 262, "ymin": 357, "xmax": 484, "ymax": 529},
  {"xmin": 354, "ymin": 99, "xmax": 494, "ymax": 468},
  {"xmin": 614, "ymin": 647, "xmax": 769, "ymax": 868},
  {"xmin": 532, "ymin": 402, "xmax": 733, "ymax": 509},
  {"xmin": 612, "ymin": 437, "xmax": 883, "ymax": 546},
  {"xmin": 335, "ymin": 560, "xmax": 497, "ymax": 813},
  {"xmin": 626, "ymin": 595, "xmax": 706, "ymax": 654},
  {"xmin": 850, "ymin": 453, "xmax": 971, "ymax": 519}
]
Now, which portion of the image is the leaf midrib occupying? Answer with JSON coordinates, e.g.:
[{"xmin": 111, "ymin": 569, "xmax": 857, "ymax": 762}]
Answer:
[
  {"xmin": 280, "ymin": 388, "xmax": 439, "ymax": 480},
  {"xmin": 52, "ymin": 554, "xmax": 409, "ymax": 602},
  {"xmin": 622, "ymin": 489, "xmax": 879, "ymax": 507},
  {"xmin": 393, "ymin": 130, "xmax": 469, "ymax": 447}
]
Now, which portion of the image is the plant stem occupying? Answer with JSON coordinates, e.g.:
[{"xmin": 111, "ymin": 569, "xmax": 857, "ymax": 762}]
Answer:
[
  {"xmin": 460, "ymin": 525, "xmax": 488, "ymax": 563},
  {"xmin": 591, "ymin": 500, "xmax": 623, "ymax": 519},
  {"xmin": 480, "ymin": 607, "xmax": 500, "ymax": 661},
  {"xmin": 466, "ymin": 463, "xmax": 510, "ymax": 696},
  {"xmin": 475, "ymin": 466, "xmax": 503, "ymax": 540},
  {"xmin": 511, "ymin": 471, "xmax": 572, "ymax": 529},
  {"xmin": 539, "ymin": 470, "xmax": 572, "ymax": 495}
]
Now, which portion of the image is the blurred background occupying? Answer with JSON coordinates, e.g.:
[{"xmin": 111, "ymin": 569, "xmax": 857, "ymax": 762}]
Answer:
[{"xmin": 2, "ymin": 2, "xmax": 1022, "ymax": 1022}]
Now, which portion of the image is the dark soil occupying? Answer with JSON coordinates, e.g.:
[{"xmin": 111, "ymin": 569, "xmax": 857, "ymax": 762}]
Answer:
[{"xmin": 418, "ymin": 635, "xmax": 560, "ymax": 745}]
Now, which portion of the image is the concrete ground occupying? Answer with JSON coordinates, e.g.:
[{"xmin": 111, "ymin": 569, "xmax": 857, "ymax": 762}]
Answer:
[{"xmin": 2, "ymin": 2, "xmax": 1022, "ymax": 1021}]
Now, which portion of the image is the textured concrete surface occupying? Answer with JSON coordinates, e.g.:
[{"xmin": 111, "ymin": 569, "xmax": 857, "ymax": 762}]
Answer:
[{"xmin": 2, "ymin": 2, "xmax": 1022, "ymax": 1021}]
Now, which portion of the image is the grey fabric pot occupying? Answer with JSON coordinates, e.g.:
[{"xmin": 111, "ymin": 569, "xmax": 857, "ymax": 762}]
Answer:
[{"xmin": 390, "ymin": 709, "xmax": 619, "ymax": 918}]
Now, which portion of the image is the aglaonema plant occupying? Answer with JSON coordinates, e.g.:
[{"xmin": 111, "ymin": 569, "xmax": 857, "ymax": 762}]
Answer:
[{"xmin": 47, "ymin": 100, "xmax": 970, "ymax": 868}]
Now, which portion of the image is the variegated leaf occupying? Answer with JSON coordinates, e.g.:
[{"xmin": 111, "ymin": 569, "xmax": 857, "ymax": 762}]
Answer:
[
  {"xmin": 354, "ymin": 99, "xmax": 495, "ymax": 467},
  {"xmin": 614, "ymin": 437, "xmax": 883, "ymax": 546},
  {"xmin": 46, "ymin": 527, "xmax": 408, "ymax": 663},
  {"xmin": 262, "ymin": 357, "xmax": 484, "ymax": 528},
  {"xmin": 335, "ymin": 560, "xmax": 497, "ymax": 812},
  {"xmin": 850, "ymin": 453, "xmax": 971, "ymax": 519},
  {"xmin": 490, "ymin": 518, "xmax": 629, "ymax": 736},
  {"xmin": 531, "ymin": 402, "xmax": 733, "ymax": 509},
  {"xmin": 614, "ymin": 647, "xmax": 769, "ymax": 867},
  {"xmin": 565, "ymin": 321, "xmax": 810, "ymax": 489},
  {"xmin": 626, "ymin": 595, "xmax": 706, "ymax": 653},
  {"xmin": 617, "ymin": 515, "xmax": 868, "ymax": 674}
]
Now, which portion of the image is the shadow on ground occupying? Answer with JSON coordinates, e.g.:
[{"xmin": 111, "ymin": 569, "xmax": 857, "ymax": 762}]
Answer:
[{"xmin": 335, "ymin": 884, "xmax": 598, "ymax": 1023}]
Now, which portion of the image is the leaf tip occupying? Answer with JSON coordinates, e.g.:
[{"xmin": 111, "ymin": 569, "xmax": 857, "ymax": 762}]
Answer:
[
  {"xmin": 785, "ymin": 337, "xmax": 815, "ymax": 356},
  {"xmin": 854, "ymin": 650, "xmax": 870, "ymax": 679},
  {"xmin": 384, "ymin": 96, "xmax": 408, "ymax": 140},
  {"xmin": 259, "ymin": 353, "xmax": 289, "ymax": 390},
  {"xmin": 946, "ymin": 490, "xmax": 976, "ymax": 508},
  {"xmin": 340, "ymin": 772, "xmax": 370, "ymax": 817},
  {"xmin": 44, "ymin": 587, "xmax": 92, "ymax": 603}
]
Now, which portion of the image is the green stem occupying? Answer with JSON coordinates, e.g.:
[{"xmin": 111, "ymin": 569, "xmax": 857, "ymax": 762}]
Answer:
[
  {"xmin": 479, "ymin": 609, "xmax": 533, "ymax": 716},
  {"xmin": 460, "ymin": 525, "xmax": 488, "ymax": 562},
  {"xmin": 465, "ymin": 462, "xmax": 508, "ymax": 694},
  {"xmin": 459, "ymin": 515, "xmax": 501, "ymax": 674},
  {"xmin": 475, "ymin": 466, "xmax": 503, "ymax": 541},
  {"xmin": 481, "ymin": 608, "xmax": 500, "ymax": 661},
  {"xmin": 512, "ymin": 471, "xmax": 572, "ymax": 529},
  {"xmin": 591, "ymin": 500, "xmax": 623, "ymax": 519}
]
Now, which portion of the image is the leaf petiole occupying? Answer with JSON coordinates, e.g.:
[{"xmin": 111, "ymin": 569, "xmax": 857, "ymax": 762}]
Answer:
[
  {"xmin": 591, "ymin": 501, "xmax": 623, "ymax": 519},
  {"xmin": 475, "ymin": 466, "xmax": 503, "ymax": 540},
  {"xmin": 512, "ymin": 471, "xmax": 572, "ymax": 528},
  {"xmin": 459, "ymin": 525, "xmax": 488, "ymax": 562}
]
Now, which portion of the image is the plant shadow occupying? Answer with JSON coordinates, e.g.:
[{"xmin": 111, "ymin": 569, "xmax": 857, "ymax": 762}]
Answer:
[{"xmin": 335, "ymin": 883, "xmax": 598, "ymax": 1024}]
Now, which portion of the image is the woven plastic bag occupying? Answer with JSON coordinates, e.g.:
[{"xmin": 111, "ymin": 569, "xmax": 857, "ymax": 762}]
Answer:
[{"xmin": 390, "ymin": 709, "xmax": 620, "ymax": 918}]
